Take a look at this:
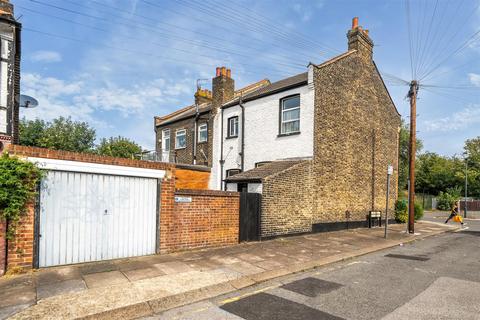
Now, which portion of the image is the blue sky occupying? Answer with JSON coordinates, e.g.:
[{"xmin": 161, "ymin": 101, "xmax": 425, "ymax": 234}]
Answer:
[{"xmin": 13, "ymin": 0, "xmax": 480, "ymax": 156}]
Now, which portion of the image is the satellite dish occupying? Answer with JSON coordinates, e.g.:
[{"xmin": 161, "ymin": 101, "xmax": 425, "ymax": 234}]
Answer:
[{"xmin": 19, "ymin": 95, "xmax": 39, "ymax": 108}]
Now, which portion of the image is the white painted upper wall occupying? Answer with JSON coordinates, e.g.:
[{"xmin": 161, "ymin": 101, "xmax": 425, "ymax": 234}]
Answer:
[{"xmin": 209, "ymin": 76, "xmax": 315, "ymax": 190}]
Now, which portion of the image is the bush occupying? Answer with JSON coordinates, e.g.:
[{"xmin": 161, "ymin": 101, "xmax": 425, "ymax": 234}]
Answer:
[
  {"xmin": 436, "ymin": 191, "xmax": 457, "ymax": 211},
  {"xmin": 395, "ymin": 199, "xmax": 423, "ymax": 223},
  {"xmin": 414, "ymin": 202, "xmax": 424, "ymax": 220},
  {"xmin": 395, "ymin": 199, "xmax": 408, "ymax": 223},
  {"xmin": 0, "ymin": 153, "xmax": 43, "ymax": 238}
]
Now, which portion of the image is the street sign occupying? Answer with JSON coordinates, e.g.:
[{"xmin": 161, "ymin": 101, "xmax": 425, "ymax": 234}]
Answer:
[
  {"xmin": 175, "ymin": 196, "xmax": 192, "ymax": 203},
  {"xmin": 387, "ymin": 165, "xmax": 394, "ymax": 176}
]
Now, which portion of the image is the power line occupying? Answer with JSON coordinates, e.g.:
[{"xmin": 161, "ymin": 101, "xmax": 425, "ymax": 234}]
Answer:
[
  {"xmin": 25, "ymin": 0, "xmax": 306, "ymax": 71},
  {"xmin": 169, "ymin": 0, "xmax": 334, "ymax": 58},
  {"xmin": 21, "ymin": 27, "xmax": 299, "ymax": 79},
  {"xmin": 202, "ymin": 0, "xmax": 341, "ymax": 55},
  {"xmin": 64, "ymin": 0, "xmax": 314, "ymax": 65},
  {"xmin": 405, "ymin": 0, "xmax": 415, "ymax": 79}
]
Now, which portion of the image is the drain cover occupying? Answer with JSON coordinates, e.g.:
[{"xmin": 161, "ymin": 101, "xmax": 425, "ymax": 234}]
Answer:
[
  {"xmin": 385, "ymin": 254, "xmax": 429, "ymax": 261},
  {"xmin": 281, "ymin": 277, "xmax": 343, "ymax": 297}
]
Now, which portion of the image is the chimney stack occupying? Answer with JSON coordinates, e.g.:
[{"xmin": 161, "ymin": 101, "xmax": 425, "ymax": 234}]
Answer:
[
  {"xmin": 347, "ymin": 17, "xmax": 373, "ymax": 59},
  {"xmin": 0, "ymin": 0, "xmax": 13, "ymax": 17},
  {"xmin": 212, "ymin": 66, "xmax": 234, "ymax": 114}
]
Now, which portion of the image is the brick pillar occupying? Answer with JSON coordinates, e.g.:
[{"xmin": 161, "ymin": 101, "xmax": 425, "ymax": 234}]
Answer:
[
  {"xmin": 0, "ymin": 220, "xmax": 6, "ymax": 276},
  {"xmin": 159, "ymin": 168, "xmax": 176, "ymax": 253},
  {"xmin": 7, "ymin": 202, "xmax": 35, "ymax": 271}
]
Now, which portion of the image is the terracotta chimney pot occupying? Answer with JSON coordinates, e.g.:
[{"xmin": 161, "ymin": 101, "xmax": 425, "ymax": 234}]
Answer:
[{"xmin": 352, "ymin": 17, "xmax": 359, "ymax": 29}]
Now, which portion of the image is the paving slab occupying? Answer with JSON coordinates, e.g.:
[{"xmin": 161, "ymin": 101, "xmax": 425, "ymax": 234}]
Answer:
[
  {"xmin": 83, "ymin": 271, "xmax": 129, "ymax": 289},
  {"xmin": 123, "ymin": 267, "xmax": 165, "ymax": 282},
  {"xmin": 37, "ymin": 279, "xmax": 86, "ymax": 301},
  {"xmin": 154, "ymin": 261, "xmax": 194, "ymax": 275}
]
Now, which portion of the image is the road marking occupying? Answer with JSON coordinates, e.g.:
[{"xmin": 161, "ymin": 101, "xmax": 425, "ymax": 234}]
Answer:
[{"xmin": 220, "ymin": 286, "xmax": 276, "ymax": 305}]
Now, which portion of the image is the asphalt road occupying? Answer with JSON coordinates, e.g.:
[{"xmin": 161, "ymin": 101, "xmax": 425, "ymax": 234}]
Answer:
[{"xmin": 147, "ymin": 219, "xmax": 480, "ymax": 319}]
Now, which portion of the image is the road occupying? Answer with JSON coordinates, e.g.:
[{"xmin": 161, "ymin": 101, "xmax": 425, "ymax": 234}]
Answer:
[{"xmin": 147, "ymin": 217, "xmax": 480, "ymax": 320}]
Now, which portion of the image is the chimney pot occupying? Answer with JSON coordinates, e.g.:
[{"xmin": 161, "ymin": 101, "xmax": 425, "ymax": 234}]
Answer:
[
  {"xmin": 221, "ymin": 67, "xmax": 227, "ymax": 76},
  {"xmin": 216, "ymin": 67, "xmax": 221, "ymax": 77},
  {"xmin": 227, "ymin": 69, "xmax": 231, "ymax": 78},
  {"xmin": 364, "ymin": 29, "xmax": 369, "ymax": 35},
  {"xmin": 352, "ymin": 17, "xmax": 359, "ymax": 29}
]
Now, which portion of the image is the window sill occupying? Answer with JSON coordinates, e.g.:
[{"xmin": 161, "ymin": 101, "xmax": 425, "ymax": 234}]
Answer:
[
  {"xmin": 277, "ymin": 131, "xmax": 301, "ymax": 138},
  {"xmin": 175, "ymin": 147, "xmax": 186, "ymax": 150},
  {"xmin": 226, "ymin": 135, "xmax": 238, "ymax": 140}
]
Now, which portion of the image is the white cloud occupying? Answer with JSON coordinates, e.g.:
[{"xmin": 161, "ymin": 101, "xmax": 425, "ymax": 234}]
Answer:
[
  {"xmin": 468, "ymin": 73, "xmax": 480, "ymax": 86},
  {"xmin": 30, "ymin": 50, "xmax": 62, "ymax": 63},
  {"xmin": 423, "ymin": 104, "xmax": 480, "ymax": 132}
]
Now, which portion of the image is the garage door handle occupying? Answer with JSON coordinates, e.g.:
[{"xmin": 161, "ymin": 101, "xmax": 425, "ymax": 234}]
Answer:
[{"xmin": 104, "ymin": 209, "xmax": 109, "ymax": 215}]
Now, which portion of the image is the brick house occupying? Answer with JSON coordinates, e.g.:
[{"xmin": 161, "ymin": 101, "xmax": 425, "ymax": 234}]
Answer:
[
  {"xmin": 154, "ymin": 69, "xmax": 270, "ymax": 167},
  {"xmin": 221, "ymin": 18, "xmax": 402, "ymax": 238},
  {"xmin": 0, "ymin": 0, "xmax": 21, "ymax": 152}
]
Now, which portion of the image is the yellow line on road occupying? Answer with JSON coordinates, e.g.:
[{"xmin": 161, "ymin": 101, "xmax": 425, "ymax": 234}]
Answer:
[{"xmin": 220, "ymin": 286, "xmax": 276, "ymax": 305}]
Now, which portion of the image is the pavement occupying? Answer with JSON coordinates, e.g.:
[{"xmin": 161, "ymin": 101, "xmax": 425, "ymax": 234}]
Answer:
[
  {"xmin": 0, "ymin": 221, "xmax": 457, "ymax": 320},
  {"xmin": 147, "ymin": 217, "xmax": 477, "ymax": 320}
]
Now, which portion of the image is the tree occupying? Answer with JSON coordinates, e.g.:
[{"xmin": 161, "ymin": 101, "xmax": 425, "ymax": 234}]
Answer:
[
  {"xmin": 398, "ymin": 119, "xmax": 423, "ymax": 191},
  {"xmin": 96, "ymin": 136, "xmax": 142, "ymax": 159},
  {"xmin": 463, "ymin": 137, "xmax": 480, "ymax": 198},
  {"xmin": 415, "ymin": 152, "xmax": 460, "ymax": 195},
  {"xmin": 19, "ymin": 117, "xmax": 96, "ymax": 153}
]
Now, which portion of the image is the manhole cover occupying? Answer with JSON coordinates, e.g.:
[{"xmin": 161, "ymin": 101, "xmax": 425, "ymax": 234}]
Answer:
[{"xmin": 384, "ymin": 254, "xmax": 429, "ymax": 261}]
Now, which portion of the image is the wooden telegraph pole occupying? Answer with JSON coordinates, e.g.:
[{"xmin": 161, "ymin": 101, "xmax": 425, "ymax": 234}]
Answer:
[{"xmin": 408, "ymin": 80, "xmax": 418, "ymax": 234}]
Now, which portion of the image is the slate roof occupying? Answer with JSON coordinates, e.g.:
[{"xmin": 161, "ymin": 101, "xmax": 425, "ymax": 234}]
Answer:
[
  {"xmin": 223, "ymin": 72, "xmax": 308, "ymax": 107},
  {"xmin": 224, "ymin": 159, "xmax": 309, "ymax": 182},
  {"xmin": 155, "ymin": 79, "xmax": 270, "ymax": 127}
]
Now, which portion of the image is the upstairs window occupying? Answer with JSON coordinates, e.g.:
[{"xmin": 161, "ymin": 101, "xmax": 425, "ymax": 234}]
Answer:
[
  {"xmin": 255, "ymin": 161, "xmax": 271, "ymax": 168},
  {"xmin": 175, "ymin": 129, "xmax": 186, "ymax": 149},
  {"xmin": 198, "ymin": 123, "xmax": 208, "ymax": 143},
  {"xmin": 162, "ymin": 129, "xmax": 170, "ymax": 152},
  {"xmin": 227, "ymin": 116, "xmax": 239, "ymax": 138},
  {"xmin": 280, "ymin": 95, "xmax": 300, "ymax": 135}
]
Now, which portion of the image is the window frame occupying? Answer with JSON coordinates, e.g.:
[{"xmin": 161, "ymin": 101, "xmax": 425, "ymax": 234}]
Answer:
[
  {"xmin": 198, "ymin": 123, "xmax": 208, "ymax": 143},
  {"xmin": 161, "ymin": 129, "xmax": 171, "ymax": 152},
  {"xmin": 226, "ymin": 169, "xmax": 241, "ymax": 177},
  {"xmin": 175, "ymin": 128, "xmax": 187, "ymax": 149},
  {"xmin": 279, "ymin": 94, "xmax": 301, "ymax": 136},
  {"xmin": 255, "ymin": 161, "xmax": 271, "ymax": 168},
  {"xmin": 227, "ymin": 116, "xmax": 239, "ymax": 138}
]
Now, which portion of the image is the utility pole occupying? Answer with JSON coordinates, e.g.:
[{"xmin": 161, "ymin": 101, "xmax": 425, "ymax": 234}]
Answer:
[
  {"xmin": 464, "ymin": 156, "xmax": 468, "ymax": 218},
  {"xmin": 407, "ymin": 80, "xmax": 418, "ymax": 234}
]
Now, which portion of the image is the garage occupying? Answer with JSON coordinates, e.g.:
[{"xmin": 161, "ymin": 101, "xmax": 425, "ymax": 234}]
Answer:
[{"xmin": 32, "ymin": 158, "xmax": 164, "ymax": 268}]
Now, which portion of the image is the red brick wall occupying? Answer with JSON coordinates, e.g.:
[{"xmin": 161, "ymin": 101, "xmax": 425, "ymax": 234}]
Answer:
[
  {"xmin": 160, "ymin": 189, "xmax": 239, "ymax": 253},
  {"xmin": 0, "ymin": 220, "xmax": 6, "ymax": 276},
  {"xmin": 6, "ymin": 203, "xmax": 35, "ymax": 271},
  {"xmin": 7, "ymin": 145, "xmax": 174, "ymax": 171}
]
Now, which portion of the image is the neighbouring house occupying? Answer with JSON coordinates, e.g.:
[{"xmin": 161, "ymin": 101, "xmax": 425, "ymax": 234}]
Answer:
[
  {"xmin": 157, "ymin": 17, "xmax": 401, "ymax": 238},
  {"xmin": 154, "ymin": 70, "xmax": 270, "ymax": 166},
  {"xmin": 0, "ymin": 0, "xmax": 20, "ymax": 152}
]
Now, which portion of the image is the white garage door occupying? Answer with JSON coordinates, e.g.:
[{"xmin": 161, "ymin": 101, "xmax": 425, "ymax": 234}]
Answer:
[{"xmin": 38, "ymin": 170, "xmax": 158, "ymax": 267}]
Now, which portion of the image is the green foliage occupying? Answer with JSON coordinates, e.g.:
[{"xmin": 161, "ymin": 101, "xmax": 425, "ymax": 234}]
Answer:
[
  {"xmin": 398, "ymin": 119, "xmax": 423, "ymax": 191},
  {"xmin": 436, "ymin": 189, "xmax": 460, "ymax": 211},
  {"xmin": 96, "ymin": 136, "xmax": 143, "ymax": 159},
  {"xmin": 19, "ymin": 117, "xmax": 96, "ymax": 153},
  {"xmin": 395, "ymin": 199, "xmax": 408, "ymax": 223},
  {"xmin": 0, "ymin": 153, "xmax": 43, "ymax": 238},
  {"xmin": 394, "ymin": 199, "xmax": 423, "ymax": 223},
  {"xmin": 415, "ymin": 152, "xmax": 460, "ymax": 195}
]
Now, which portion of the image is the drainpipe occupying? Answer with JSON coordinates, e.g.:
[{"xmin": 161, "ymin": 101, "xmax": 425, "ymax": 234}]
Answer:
[
  {"xmin": 193, "ymin": 103, "xmax": 199, "ymax": 165},
  {"xmin": 239, "ymin": 95, "xmax": 245, "ymax": 172},
  {"xmin": 220, "ymin": 107, "xmax": 225, "ymax": 190}
]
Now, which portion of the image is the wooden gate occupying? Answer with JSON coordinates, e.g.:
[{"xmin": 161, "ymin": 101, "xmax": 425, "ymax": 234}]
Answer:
[{"xmin": 239, "ymin": 192, "xmax": 261, "ymax": 242}]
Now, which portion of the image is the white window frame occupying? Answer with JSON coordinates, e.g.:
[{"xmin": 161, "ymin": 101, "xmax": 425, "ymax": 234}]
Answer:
[
  {"xmin": 175, "ymin": 129, "xmax": 187, "ymax": 149},
  {"xmin": 228, "ymin": 116, "xmax": 239, "ymax": 138},
  {"xmin": 280, "ymin": 95, "xmax": 300, "ymax": 135},
  {"xmin": 226, "ymin": 169, "xmax": 241, "ymax": 177},
  {"xmin": 161, "ymin": 129, "xmax": 170, "ymax": 152},
  {"xmin": 198, "ymin": 123, "xmax": 208, "ymax": 143}
]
